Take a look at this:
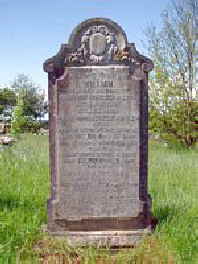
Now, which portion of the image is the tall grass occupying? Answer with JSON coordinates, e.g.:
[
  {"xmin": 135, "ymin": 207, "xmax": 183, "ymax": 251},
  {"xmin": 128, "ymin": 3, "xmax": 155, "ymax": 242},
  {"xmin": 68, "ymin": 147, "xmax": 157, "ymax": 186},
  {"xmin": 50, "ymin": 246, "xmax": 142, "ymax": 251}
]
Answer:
[
  {"xmin": 149, "ymin": 141, "xmax": 198, "ymax": 263},
  {"xmin": 0, "ymin": 134, "xmax": 197, "ymax": 263},
  {"xmin": 0, "ymin": 134, "xmax": 49, "ymax": 263}
]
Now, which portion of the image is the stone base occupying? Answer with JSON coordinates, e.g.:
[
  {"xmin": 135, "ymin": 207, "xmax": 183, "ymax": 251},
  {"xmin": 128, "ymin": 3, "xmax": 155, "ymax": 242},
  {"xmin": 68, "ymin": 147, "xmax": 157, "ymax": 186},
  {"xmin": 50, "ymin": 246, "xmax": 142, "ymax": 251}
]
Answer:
[{"xmin": 43, "ymin": 227, "xmax": 152, "ymax": 248}]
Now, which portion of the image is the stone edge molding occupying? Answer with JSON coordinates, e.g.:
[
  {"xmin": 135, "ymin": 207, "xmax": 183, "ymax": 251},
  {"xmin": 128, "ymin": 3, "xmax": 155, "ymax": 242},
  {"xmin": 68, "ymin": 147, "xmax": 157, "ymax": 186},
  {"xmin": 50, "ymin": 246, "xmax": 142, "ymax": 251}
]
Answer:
[{"xmin": 42, "ymin": 227, "xmax": 152, "ymax": 247}]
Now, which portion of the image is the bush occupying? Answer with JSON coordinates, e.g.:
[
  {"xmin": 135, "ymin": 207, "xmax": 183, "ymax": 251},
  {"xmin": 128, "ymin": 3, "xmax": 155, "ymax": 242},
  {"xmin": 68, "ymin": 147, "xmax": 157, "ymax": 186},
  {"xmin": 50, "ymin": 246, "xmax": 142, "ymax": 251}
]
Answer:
[
  {"xmin": 11, "ymin": 102, "xmax": 41, "ymax": 134},
  {"xmin": 11, "ymin": 104, "xmax": 28, "ymax": 134},
  {"xmin": 24, "ymin": 120, "xmax": 41, "ymax": 133}
]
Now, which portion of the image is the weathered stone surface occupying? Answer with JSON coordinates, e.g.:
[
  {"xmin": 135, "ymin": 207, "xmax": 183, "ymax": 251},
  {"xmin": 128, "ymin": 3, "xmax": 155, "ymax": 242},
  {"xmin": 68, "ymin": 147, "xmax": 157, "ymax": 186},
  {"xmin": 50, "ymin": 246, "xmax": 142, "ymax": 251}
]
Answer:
[
  {"xmin": 57, "ymin": 66, "xmax": 140, "ymax": 219},
  {"xmin": 44, "ymin": 18, "xmax": 154, "ymax": 246},
  {"xmin": 47, "ymin": 230, "xmax": 151, "ymax": 247},
  {"xmin": 90, "ymin": 33, "xmax": 106, "ymax": 55}
]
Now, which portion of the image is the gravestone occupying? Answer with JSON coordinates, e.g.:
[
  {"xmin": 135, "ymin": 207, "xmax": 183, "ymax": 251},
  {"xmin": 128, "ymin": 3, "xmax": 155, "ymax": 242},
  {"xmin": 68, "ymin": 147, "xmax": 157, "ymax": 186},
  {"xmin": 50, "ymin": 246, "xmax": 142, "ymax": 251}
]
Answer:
[{"xmin": 44, "ymin": 18, "xmax": 154, "ymax": 246}]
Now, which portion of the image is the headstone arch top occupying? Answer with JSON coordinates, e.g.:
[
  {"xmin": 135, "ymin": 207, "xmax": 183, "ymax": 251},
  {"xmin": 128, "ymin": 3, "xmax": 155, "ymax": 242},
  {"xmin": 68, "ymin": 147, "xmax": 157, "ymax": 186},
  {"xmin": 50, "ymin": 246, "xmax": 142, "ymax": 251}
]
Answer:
[
  {"xmin": 68, "ymin": 18, "xmax": 128, "ymax": 51},
  {"xmin": 44, "ymin": 18, "xmax": 155, "ymax": 247},
  {"xmin": 44, "ymin": 17, "xmax": 153, "ymax": 70}
]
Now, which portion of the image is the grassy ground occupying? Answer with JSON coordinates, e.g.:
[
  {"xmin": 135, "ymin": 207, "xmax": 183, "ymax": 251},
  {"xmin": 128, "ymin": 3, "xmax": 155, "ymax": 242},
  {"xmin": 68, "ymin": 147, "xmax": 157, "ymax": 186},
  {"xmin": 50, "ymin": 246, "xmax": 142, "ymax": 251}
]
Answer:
[{"xmin": 0, "ymin": 134, "xmax": 197, "ymax": 263}]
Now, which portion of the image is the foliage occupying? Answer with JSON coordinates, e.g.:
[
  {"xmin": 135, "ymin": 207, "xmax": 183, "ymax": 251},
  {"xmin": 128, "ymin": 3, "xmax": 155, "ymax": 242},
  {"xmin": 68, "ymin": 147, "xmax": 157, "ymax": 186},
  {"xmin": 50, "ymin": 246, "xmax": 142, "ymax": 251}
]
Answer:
[
  {"xmin": 11, "ymin": 99, "xmax": 28, "ymax": 134},
  {"xmin": 24, "ymin": 120, "xmax": 41, "ymax": 133},
  {"xmin": 11, "ymin": 99, "xmax": 42, "ymax": 134},
  {"xmin": 0, "ymin": 105, "xmax": 4, "ymax": 115},
  {"xmin": 0, "ymin": 87, "xmax": 16, "ymax": 118},
  {"xmin": 0, "ymin": 74, "xmax": 47, "ymax": 124},
  {"xmin": 146, "ymin": 0, "xmax": 198, "ymax": 147},
  {"xmin": 11, "ymin": 74, "xmax": 46, "ymax": 120},
  {"xmin": 0, "ymin": 87, "xmax": 16, "ymax": 108},
  {"xmin": 0, "ymin": 135, "xmax": 198, "ymax": 263}
]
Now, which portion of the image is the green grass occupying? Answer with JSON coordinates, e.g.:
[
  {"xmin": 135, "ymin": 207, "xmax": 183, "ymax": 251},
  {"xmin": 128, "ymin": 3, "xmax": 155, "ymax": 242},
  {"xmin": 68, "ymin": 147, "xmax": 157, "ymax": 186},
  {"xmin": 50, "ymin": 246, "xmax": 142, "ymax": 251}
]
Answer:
[
  {"xmin": 0, "ymin": 134, "xmax": 49, "ymax": 263},
  {"xmin": 0, "ymin": 134, "xmax": 197, "ymax": 263},
  {"xmin": 149, "ymin": 141, "xmax": 198, "ymax": 263}
]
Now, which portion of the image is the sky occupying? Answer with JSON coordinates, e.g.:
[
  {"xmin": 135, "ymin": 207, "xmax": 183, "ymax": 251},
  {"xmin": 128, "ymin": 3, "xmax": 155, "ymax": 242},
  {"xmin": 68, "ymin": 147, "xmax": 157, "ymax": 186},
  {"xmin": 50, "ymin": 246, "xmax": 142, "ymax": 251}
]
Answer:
[{"xmin": 0, "ymin": 0, "xmax": 169, "ymax": 92}]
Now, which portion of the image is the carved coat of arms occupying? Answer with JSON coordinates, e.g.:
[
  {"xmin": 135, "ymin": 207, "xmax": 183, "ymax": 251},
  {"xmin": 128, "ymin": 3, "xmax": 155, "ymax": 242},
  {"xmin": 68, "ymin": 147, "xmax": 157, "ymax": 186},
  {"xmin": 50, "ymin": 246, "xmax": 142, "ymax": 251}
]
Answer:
[{"xmin": 68, "ymin": 25, "xmax": 119, "ymax": 64}]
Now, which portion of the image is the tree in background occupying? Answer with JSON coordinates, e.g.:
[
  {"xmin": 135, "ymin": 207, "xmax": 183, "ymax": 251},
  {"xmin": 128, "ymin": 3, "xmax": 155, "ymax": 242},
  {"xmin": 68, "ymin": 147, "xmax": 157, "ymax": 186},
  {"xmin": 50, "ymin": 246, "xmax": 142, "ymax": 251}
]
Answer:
[
  {"xmin": 0, "ymin": 87, "xmax": 16, "ymax": 121},
  {"xmin": 146, "ymin": 0, "xmax": 198, "ymax": 147},
  {"xmin": 11, "ymin": 96, "xmax": 28, "ymax": 134},
  {"xmin": 9, "ymin": 74, "xmax": 47, "ymax": 134},
  {"xmin": 11, "ymin": 74, "xmax": 46, "ymax": 120}
]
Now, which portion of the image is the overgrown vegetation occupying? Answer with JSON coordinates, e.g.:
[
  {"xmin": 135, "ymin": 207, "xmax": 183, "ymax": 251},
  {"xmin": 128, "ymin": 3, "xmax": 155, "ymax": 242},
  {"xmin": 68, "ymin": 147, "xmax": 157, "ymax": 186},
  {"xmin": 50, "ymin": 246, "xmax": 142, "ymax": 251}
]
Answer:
[
  {"xmin": 0, "ymin": 135, "xmax": 197, "ymax": 263},
  {"xmin": 11, "ymin": 74, "xmax": 47, "ymax": 120},
  {"xmin": 0, "ymin": 74, "xmax": 47, "ymax": 129},
  {"xmin": 11, "ymin": 97, "xmax": 42, "ymax": 134},
  {"xmin": 146, "ymin": 0, "xmax": 198, "ymax": 147},
  {"xmin": 0, "ymin": 88, "xmax": 16, "ymax": 115}
]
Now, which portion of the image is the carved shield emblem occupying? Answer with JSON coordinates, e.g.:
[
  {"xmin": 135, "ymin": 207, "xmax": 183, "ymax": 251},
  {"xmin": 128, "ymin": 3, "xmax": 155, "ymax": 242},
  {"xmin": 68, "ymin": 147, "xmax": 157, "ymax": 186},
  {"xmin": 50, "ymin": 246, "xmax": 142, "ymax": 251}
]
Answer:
[{"xmin": 89, "ymin": 33, "xmax": 106, "ymax": 56}]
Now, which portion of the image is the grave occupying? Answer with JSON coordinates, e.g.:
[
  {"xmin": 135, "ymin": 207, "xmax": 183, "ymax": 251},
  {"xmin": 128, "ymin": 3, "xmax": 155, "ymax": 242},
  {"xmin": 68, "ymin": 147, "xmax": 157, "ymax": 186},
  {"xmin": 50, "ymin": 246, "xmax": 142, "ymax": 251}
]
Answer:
[{"xmin": 44, "ymin": 18, "xmax": 154, "ymax": 247}]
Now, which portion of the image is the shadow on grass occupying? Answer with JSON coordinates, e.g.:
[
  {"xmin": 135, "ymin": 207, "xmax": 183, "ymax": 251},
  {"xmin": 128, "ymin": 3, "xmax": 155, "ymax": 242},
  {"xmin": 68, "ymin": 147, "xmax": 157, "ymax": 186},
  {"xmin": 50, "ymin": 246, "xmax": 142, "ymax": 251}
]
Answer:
[
  {"xmin": 155, "ymin": 205, "xmax": 179, "ymax": 225},
  {"xmin": 0, "ymin": 197, "xmax": 41, "ymax": 212}
]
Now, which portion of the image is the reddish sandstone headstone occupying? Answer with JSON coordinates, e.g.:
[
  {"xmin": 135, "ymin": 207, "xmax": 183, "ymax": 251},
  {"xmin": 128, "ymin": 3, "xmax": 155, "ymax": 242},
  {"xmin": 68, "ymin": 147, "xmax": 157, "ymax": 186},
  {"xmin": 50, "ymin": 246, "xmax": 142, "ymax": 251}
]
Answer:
[{"xmin": 44, "ymin": 18, "xmax": 154, "ymax": 246}]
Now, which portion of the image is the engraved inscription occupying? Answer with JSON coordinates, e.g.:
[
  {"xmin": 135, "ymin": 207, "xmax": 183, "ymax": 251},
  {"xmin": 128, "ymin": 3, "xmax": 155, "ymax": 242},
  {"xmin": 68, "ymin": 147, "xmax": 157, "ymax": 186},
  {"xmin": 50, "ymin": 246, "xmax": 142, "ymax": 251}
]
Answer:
[{"xmin": 57, "ymin": 67, "xmax": 140, "ymax": 218}]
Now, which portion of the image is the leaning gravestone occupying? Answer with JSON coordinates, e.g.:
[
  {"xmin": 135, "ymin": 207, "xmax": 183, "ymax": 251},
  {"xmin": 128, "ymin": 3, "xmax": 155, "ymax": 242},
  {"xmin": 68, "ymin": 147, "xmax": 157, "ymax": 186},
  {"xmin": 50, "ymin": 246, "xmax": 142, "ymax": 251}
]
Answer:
[{"xmin": 44, "ymin": 18, "xmax": 154, "ymax": 247}]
